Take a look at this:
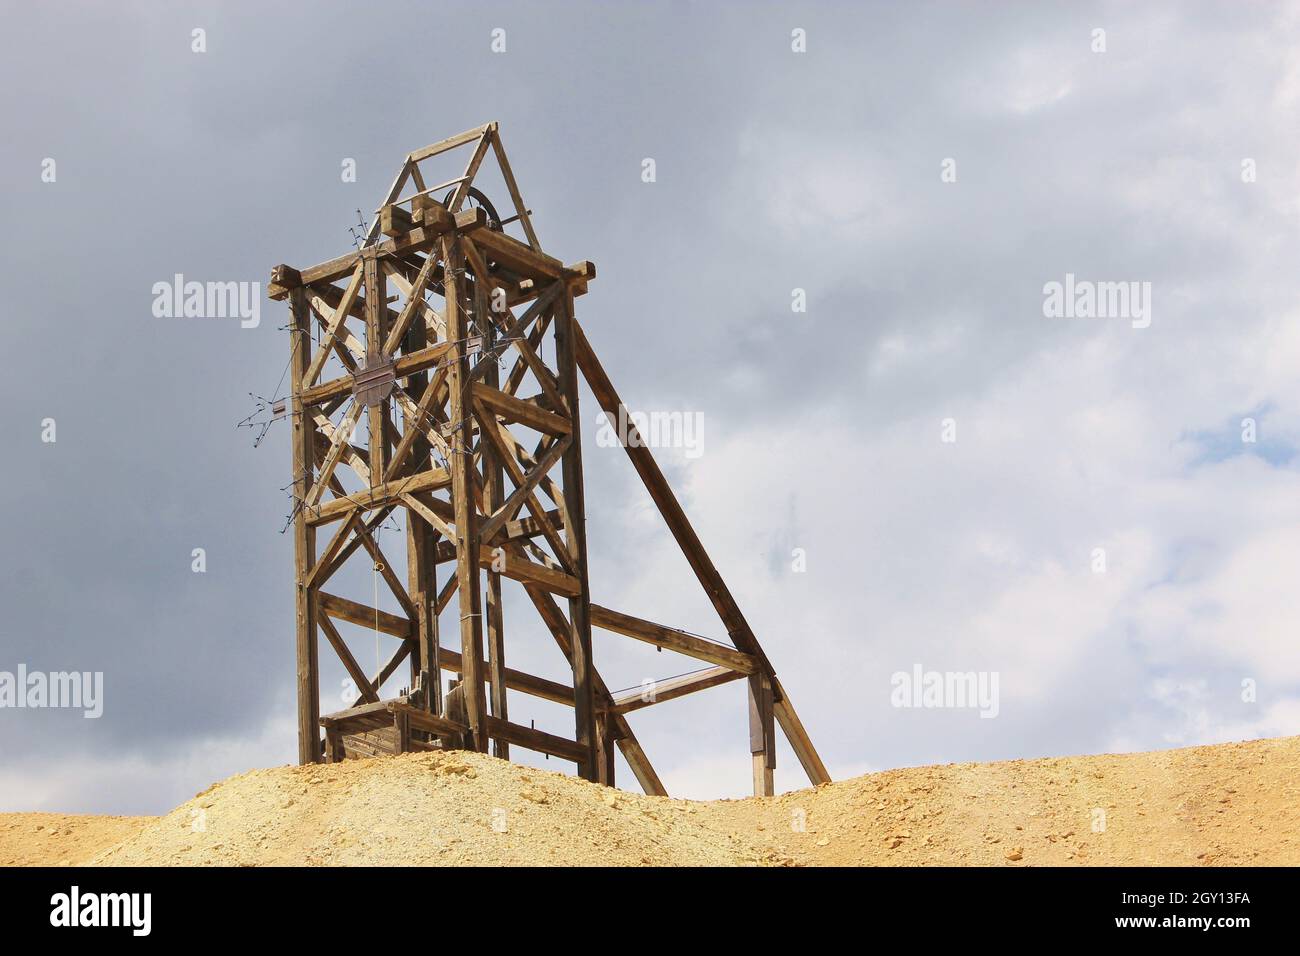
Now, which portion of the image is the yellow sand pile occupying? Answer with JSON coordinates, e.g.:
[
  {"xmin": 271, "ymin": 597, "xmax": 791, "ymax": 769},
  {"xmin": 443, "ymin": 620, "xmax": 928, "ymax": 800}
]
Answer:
[{"xmin": 3, "ymin": 735, "xmax": 1297, "ymax": 866}]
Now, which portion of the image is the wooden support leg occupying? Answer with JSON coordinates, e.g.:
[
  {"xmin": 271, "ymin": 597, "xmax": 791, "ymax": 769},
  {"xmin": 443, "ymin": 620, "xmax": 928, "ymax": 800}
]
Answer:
[
  {"xmin": 394, "ymin": 709, "xmax": 410, "ymax": 754},
  {"xmin": 403, "ymin": 310, "xmax": 438, "ymax": 713},
  {"xmin": 481, "ymin": 287, "xmax": 510, "ymax": 760},
  {"xmin": 444, "ymin": 236, "xmax": 488, "ymax": 752},
  {"xmin": 363, "ymin": 250, "xmax": 391, "ymax": 483},
  {"xmin": 290, "ymin": 287, "xmax": 321, "ymax": 764},
  {"xmin": 553, "ymin": 289, "xmax": 599, "ymax": 781},
  {"xmin": 595, "ymin": 713, "xmax": 617, "ymax": 787},
  {"xmin": 749, "ymin": 674, "xmax": 775, "ymax": 797},
  {"xmin": 427, "ymin": 535, "xmax": 443, "ymax": 716}
]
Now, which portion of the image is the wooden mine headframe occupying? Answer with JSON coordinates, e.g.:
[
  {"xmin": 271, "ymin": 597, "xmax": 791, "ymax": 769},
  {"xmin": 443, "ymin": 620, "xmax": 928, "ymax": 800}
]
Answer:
[{"xmin": 268, "ymin": 123, "xmax": 828, "ymax": 795}]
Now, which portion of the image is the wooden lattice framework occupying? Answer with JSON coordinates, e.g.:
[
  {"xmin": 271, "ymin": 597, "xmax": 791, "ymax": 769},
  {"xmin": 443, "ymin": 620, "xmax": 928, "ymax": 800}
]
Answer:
[{"xmin": 267, "ymin": 123, "xmax": 828, "ymax": 795}]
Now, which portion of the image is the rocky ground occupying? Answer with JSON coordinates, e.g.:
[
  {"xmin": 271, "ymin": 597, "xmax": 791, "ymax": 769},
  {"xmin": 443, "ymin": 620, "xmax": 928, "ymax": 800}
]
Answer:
[{"xmin": 2, "ymin": 736, "xmax": 1296, "ymax": 866}]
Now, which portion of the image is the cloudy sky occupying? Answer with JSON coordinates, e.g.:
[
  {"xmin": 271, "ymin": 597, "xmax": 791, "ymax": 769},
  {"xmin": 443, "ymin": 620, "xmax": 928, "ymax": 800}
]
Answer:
[{"xmin": 2, "ymin": 1, "xmax": 1299, "ymax": 814}]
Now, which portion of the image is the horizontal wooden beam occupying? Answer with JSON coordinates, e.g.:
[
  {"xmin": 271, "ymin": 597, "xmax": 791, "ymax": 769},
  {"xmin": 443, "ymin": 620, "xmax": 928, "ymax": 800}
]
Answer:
[
  {"xmin": 484, "ymin": 715, "xmax": 585, "ymax": 763},
  {"xmin": 318, "ymin": 591, "xmax": 412, "ymax": 638},
  {"xmin": 387, "ymin": 700, "xmax": 467, "ymax": 740},
  {"xmin": 477, "ymin": 545, "xmax": 581, "ymax": 597},
  {"xmin": 589, "ymin": 604, "xmax": 757, "ymax": 673},
  {"xmin": 429, "ymin": 507, "xmax": 564, "ymax": 564},
  {"xmin": 301, "ymin": 341, "xmax": 454, "ymax": 407},
  {"xmin": 407, "ymin": 124, "xmax": 494, "ymax": 164},
  {"xmin": 473, "ymin": 382, "xmax": 571, "ymax": 437},
  {"xmin": 468, "ymin": 228, "xmax": 592, "ymax": 284},
  {"xmin": 307, "ymin": 467, "xmax": 451, "ymax": 526},
  {"xmin": 436, "ymin": 646, "xmax": 574, "ymax": 706},
  {"xmin": 269, "ymin": 208, "xmax": 484, "ymax": 299},
  {"xmin": 606, "ymin": 666, "xmax": 744, "ymax": 715},
  {"xmin": 320, "ymin": 697, "xmax": 408, "ymax": 727}
]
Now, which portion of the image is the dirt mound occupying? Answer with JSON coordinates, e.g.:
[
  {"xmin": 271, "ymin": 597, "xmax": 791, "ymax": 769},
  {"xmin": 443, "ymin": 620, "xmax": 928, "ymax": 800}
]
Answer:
[
  {"xmin": 0, "ymin": 814, "xmax": 148, "ymax": 867},
  {"xmin": 89, "ymin": 751, "xmax": 782, "ymax": 867},
  {"xmin": 711, "ymin": 735, "xmax": 1300, "ymax": 866},
  {"xmin": 2, "ymin": 736, "xmax": 1296, "ymax": 866}
]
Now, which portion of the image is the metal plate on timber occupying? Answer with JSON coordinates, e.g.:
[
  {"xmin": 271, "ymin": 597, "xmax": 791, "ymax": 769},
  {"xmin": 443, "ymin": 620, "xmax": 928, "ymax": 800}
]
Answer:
[{"xmin": 353, "ymin": 354, "xmax": 396, "ymax": 407}]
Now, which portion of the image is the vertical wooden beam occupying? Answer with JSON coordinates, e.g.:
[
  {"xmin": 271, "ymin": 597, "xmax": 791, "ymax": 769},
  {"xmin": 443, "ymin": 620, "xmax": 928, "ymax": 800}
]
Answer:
[
  {"xmin": 393, "ymin": 708, "xmax": 410, "ymax": 754},
  {"xmin": 426, "ymin": 534, "xmax": 443, "ymax": 716},
  {"xmin": 595, "ymin": 713, "xmax": 617, "ymax": 787},
  {"xmin": 478, "ymin": 266, "xmax": 510, "ymax": 759},
  {"xmin": 748, "ymin": 674, "xmax": 775, "ymax": 797},
  {"xmin": 403, "ymin": 298, "xmax": 438, "ymax": 713},
  {"xmin": 444, "ymin": 235, "xmax": 488, "ymax": 752},
  {"xmin": 289, "ymin": 286, "xmax": 321, "ymax": 764},
  {"xmin": 363, "ymin": 251, "xmax": 390, "ymax": 485},
  {"xmin": 552, "ymin": 287, "xmax": 599, "ymax": 781}
]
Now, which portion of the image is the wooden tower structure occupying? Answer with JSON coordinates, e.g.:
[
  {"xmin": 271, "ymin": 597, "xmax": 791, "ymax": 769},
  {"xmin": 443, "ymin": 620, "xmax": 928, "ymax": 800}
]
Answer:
[{"xmin": 268, "ymin": 123, "xmax": 828, "ymax": 795}]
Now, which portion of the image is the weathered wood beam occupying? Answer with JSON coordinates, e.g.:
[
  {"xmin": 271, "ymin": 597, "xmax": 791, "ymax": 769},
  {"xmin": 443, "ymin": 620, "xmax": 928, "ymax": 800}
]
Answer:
[
  {"xmin": 488, "ymin": 125, "xmax": 541, "ymax": 250},
  {"xmin": 290, "ymin": 287, "xmax": 320, "ymax": 764},
  {"xmin": 772, "ymin": 676, "xmax": 831, "ymax": 785},
  {"xmin": 475, "ymin": 429, "xmax": 571, "ymax": 545},
  {"xmin": 303, "ymin": 263, "xmax": 364, "ymax": 384},
  {"xmin": 472, "ymin": 382, "xmax": 571, "ymax": 437},
  {"xmin": 588, "ymin": 605, "xmax": 757, "ymax": 674},
  {"xmin": 305, "ymin": 509, "xmax": 360, "ymax": 590},
  {"xmin": 300, "ymin": 340, "xmax": 454, "ymax": 407},
  {"xmin": 319, "ymin": 613, "xmax": 380, "ymax": 704},
  {"xmin": 434, "ymin": 647, "xmax": 574, "ymax": 706},
  {"xmin": 520, "ymin": 582, "xmax": 666, "ymax": 796},
  {"xmin": 474, "ymin": 261, "xmax": 511, "ymax": 760},
  {"xmin": 552, "ymin": 288, "xmax": 599, "ymax": 781},
  {"xmin": 382, "ymin": 251, "xmax": 441, "ymax": 354},
  {"xmin": 444, "ymin": 234, "xmax": 489, "ymax": 753},
  {"xmin": 447, "ymin": 130, "xmax": 492, "ymax": 211},
  {"xmin": 474, "ymin": 413, "xmax": 574, "ymax": 575},
  {"xmin": 484, "ymin": 716, "xmax": 585, "ymax": 763},
  {"xmin": 354, "ymin": 525, "xmax": 416, "ymax": 622},
  {"xmin": 749, "ymin": 673, "xmax": 776, "ymax": 797},
  {"xmin": 351, "ymin": 640, "xmax": 414, "ymax": 708},
  {"xmin": 475, "ymin": 545, "xmax": 580, "ymax": 597},
  {"xmin": 385, "ymin": 373, "xmax": 449, "ymax": 482},
  {"xmin": 318, "ymin": 591, "xmax": 411, "ymax": 639},
  {"xmin": 267, "ymin": 206, "xmax": 478, "ymax": 298},
  {"xmin": 363, "ymin": 251, "xmax": 391, "ymax": 484},
  {"xmin": 606, "ymin": 666, "xmax": 744, "ymax": 715},
  {"xmin": 387, "ymin": 700, "xmax": 466, "ymax": 741},
  {"xmin": 407, "ymin": 123, "xmax": 494, "ymax": 164},
  {"xmin": 306, "ymin": 466, "xmax": 450, "ymax": 526},
  {"xmin": 320, "ymin": 698, "xmax": 400, "ymax": 727},
  {"xmin": 304, "ymin": 402, "xmax": 364, "ymax": 509}
]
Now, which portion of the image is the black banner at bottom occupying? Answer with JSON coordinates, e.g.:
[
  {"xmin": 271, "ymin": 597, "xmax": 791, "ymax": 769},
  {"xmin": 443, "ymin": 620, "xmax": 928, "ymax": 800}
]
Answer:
[{"xmin": 0, "ymin": 865, "xmax": 1278, "ymax": 939}]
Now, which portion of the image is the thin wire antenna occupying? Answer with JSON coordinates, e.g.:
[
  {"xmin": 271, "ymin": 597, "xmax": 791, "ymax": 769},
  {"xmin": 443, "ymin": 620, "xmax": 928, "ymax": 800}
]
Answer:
[
  {"xmin": 348, "ymin": 209, "xmax": 371, "ymax": 250},
  {"xmin": 238, "ymin": 321, "xmax": 303, "ymax": 447}
]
